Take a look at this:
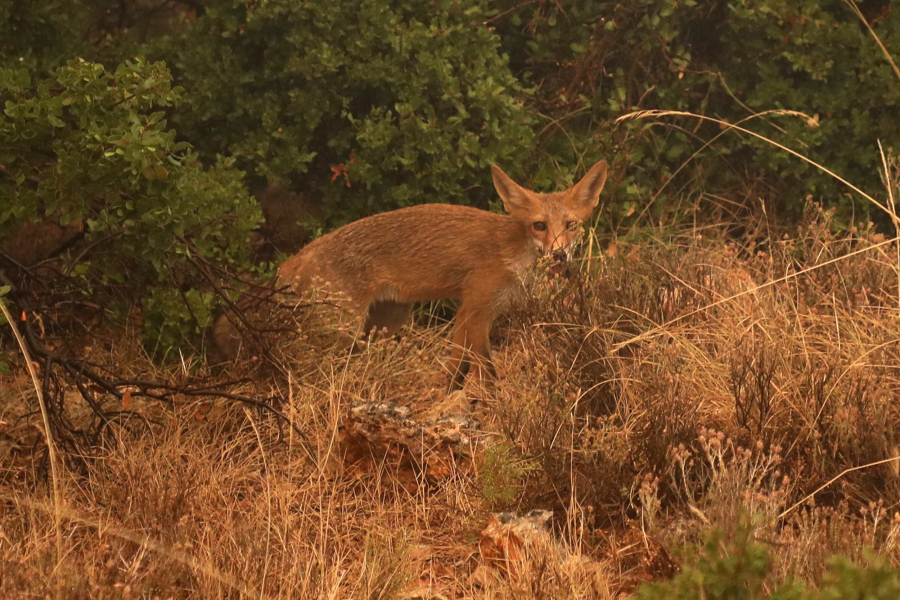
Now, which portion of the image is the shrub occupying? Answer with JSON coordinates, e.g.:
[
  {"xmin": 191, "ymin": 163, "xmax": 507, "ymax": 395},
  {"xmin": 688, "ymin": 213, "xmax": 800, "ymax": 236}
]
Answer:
[
  {"xmin": 492, "ymin": 0, "xmax": 900, "ymax": 225},
  {"xmin": 476, "ymin": 436, "xmax": 536, "ymax": 510},
  {"xmin": 715, "ymin": 0, "xmax": 900, "ymax": 221},
  {"xmin": 0, "ymin": 58, "xmax": 261, "ymax": 352},
  {"xmin": 0, "ymin": 0, "xmax": 91, "ymax": 74},
  {"xmin": 152, "ymin": 0, "xmax": 536, "ymax": 227},
  {"xmin": 492, "ymin": 0, "xmax": 723, "ymax": 223},
  {"xmin": 635, "ymin": 520, "xmax": 900, "ymax": 600}
]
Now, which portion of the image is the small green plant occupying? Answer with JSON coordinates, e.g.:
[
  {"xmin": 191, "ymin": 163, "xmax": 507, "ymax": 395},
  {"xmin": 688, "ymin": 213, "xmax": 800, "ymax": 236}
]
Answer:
[
  {"xmin": 357, "ymin": 530, "xmax": 412, "ymax": 600},
  {"xmin": 635, "ymin": 518, "xmax": 900, "ymax": 600},
  {"xmin": 476, "ymin": 437, "xmax": 535, "ymax": 510}
]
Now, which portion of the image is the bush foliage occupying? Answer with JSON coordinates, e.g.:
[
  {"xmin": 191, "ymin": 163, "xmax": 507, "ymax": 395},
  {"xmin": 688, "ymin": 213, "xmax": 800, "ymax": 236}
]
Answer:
[
  {"xmin": 157, "ymin": 0, "xmax": 537, "ymax": 226},
  {"xmin": 0, "ymin": 0, "xmax": 91, "ymax": 74},
  {"xmin": 635, "ymin": 521, "xmax": 900, "ymax": 600},
  {"xmin": 494, "ymin": 0, "xmax": 899, "ymax": 222},
  {"xmin": 0, "ymin": 58, "xmax": 260, "ymax": 350},
  {"xmin": 1, "ymin": 0, "xmax": 898, "ymax": 345},
  {"xmin": 719, "ymin": 0, "xmax": 900, "ymax": 217}
]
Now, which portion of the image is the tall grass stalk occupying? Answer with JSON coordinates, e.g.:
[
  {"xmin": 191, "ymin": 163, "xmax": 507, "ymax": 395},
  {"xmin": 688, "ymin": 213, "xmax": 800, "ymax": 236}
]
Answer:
[{"xmin": 0, "ymin": 300, "xmax": 62, "ymax": 598}]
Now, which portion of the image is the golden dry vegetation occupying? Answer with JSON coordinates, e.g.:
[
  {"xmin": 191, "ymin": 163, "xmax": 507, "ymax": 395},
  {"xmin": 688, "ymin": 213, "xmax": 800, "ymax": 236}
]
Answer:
[{"xmin": 5, "ymin": 192, "xmax": 900, "ymax": 598}]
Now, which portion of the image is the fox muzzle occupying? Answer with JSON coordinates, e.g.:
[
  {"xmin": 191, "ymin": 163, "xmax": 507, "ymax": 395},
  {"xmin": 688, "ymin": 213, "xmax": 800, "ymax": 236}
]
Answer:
[{"xmin": 550, "ymin": 248, "xmax": 569, "ymax": 263}]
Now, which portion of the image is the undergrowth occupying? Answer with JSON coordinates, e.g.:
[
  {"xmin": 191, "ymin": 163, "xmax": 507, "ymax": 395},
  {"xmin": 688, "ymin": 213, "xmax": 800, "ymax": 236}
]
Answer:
[
  {"xmin": 4, "ymin": 201, "xmax": 900, "ymax": 597},
  {"xmin": 635, "ymin": 516, "xmax": 900, "ymax": 600}
]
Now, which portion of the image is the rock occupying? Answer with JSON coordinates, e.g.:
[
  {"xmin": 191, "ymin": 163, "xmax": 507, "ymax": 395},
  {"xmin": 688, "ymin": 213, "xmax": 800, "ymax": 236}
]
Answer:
[
  {"xmin": 475, "ymin": 510, "xmax": 612, "ymax": 597},
  {"xmin": 340, "ymin": 400, "xmax": 481, "ymax": 488},
  {"xmin": 478, "ymin": 510, "xmax": 553, "ymax": 574}
]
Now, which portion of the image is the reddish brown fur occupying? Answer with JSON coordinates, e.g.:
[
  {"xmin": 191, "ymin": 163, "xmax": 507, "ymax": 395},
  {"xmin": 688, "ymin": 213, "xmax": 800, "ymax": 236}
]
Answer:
[{"xmin": 215, "ymin": 162, "xmax": 608, "ymax": 390}]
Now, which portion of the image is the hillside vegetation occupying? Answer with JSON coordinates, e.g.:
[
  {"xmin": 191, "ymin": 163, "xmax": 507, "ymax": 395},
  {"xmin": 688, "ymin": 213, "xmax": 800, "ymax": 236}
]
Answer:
[{"xmin": 3, "ymin": 0, "xmax": 900, "ymax": 598}]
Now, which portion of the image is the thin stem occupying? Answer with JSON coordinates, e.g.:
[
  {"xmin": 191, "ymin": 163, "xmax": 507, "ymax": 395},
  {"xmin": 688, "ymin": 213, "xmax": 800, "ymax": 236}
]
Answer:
[{"xmin": 0, "ymin": 300, "xmax": 63, "ymax": 596}]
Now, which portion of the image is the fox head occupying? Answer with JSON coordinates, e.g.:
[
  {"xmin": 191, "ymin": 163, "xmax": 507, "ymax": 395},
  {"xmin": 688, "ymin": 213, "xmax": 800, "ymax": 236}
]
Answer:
[{"xmin": 491, "ymin": 161, "xmax": 608, "ymax": 262}]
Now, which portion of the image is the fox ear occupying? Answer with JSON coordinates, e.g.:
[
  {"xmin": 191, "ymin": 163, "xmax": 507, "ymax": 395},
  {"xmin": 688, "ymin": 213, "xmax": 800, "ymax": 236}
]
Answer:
[
  {"xmin": 492, "ymin": 165, "xmax": 535, "ymax": 214},
  {"xmin": 568, "ymin": 160, "xmax": 608, "ymax": 214}
]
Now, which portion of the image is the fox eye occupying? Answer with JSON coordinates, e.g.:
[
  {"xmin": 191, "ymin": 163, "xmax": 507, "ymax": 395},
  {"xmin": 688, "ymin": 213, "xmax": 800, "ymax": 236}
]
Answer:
[
  {"xmin": 533, "ymin": 221, "xmax": 547, "ymax": 232},
  {"xmin": 566, "ymin": 221, "xmax": 579, "ymax": 231}
]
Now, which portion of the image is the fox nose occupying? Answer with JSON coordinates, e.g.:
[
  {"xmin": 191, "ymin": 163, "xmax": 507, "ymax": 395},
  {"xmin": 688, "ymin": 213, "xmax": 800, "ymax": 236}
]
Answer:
[{"xmin": 551, "ymin": 249, "xmax": 568, "ymax": 263}]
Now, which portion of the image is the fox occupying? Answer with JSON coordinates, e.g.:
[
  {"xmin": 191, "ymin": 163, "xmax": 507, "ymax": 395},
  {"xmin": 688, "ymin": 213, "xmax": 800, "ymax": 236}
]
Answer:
[{"xmin": 214, "ymin": 161, "xmax": 608, "ymax": 390}]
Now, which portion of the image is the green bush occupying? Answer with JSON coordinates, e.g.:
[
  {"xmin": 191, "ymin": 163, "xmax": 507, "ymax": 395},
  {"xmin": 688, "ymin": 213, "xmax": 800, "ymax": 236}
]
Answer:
[
  {"xmin": 492, "ymin": 0, "xmax": 899, "ymax": 224},
  {"xmin": 0, "ymin": 0, "xmax": 91, "ymax": 74},
  {"xmin": 153, "ymin": 0, "xmax": 536, "ymax": 227},
  {"xmin": 490, "ymin": 0, "xmax": 727, "ymax": 226},
  {"xmin": 476, "ymin": 436, "xmax": 536, "ymax": 510},
  {"xmin": 9, "ymin": 1, "xmax": 896, "ymax": 230},
  {"xmin": 635, "ymin": 521, "xmax": 900, "ymax": 600},
  {"xmin": 0, "ymin": 58, "xmax": 261, "ymax": 351},
  {"xmin": 719, "ymin": 0, "xmax": 900, "ymax": 220}
]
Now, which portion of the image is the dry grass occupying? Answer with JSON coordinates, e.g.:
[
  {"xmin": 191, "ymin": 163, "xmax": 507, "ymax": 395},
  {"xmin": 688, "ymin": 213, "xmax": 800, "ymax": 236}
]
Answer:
[
  {"xmin": 497, "ymin": 199, "xmax": 900, "ymax": 587},
  {"xmin": 5, "ymin": 193, "xmax": 900, "ymax": 597}
]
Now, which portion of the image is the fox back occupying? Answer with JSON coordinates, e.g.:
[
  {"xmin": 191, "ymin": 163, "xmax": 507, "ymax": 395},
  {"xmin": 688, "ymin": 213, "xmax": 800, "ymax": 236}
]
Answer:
[
  {"xmin": 216, "ymin": 161, "xmax": 608, "ymax": 390},
  {"xmin": 279, "ymin": 204, "xmax": 534, "ymax": 311}
]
